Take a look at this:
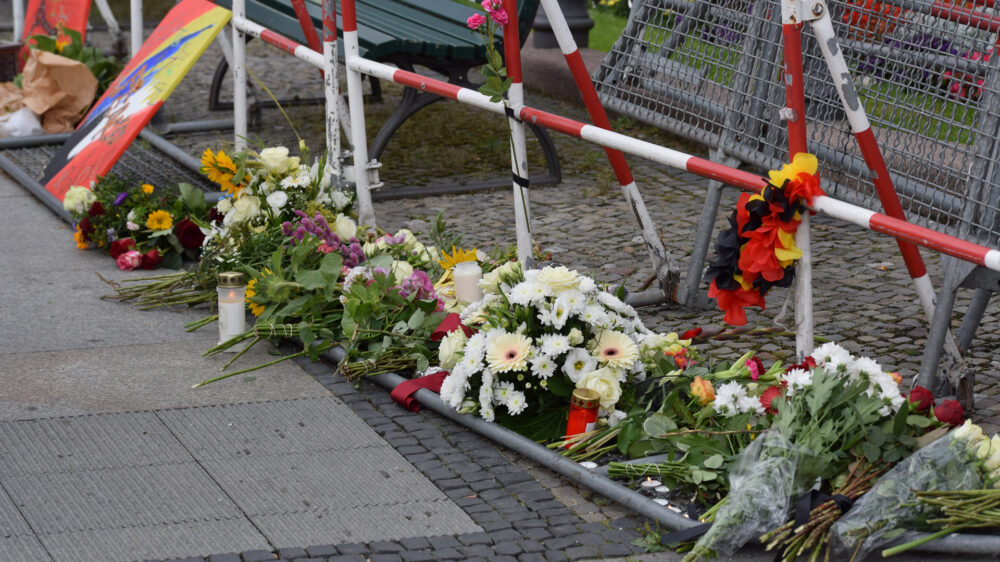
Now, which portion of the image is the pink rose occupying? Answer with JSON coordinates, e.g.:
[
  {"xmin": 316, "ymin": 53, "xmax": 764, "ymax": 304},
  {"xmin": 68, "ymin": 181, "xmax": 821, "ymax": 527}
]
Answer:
[
  {"xmin": 490, "ymin": 8, "xmax": 508, "ymax": 25},
  {"xmin": 481, "ymin": 0, "xmax": 498, "ymax": 11},
  {"xmin": 467, "ymin": 13, "xmax": 486, "ymax": 29},
  {"xmin": 116, "ymin": 250, "xmax": 142, "ymax": 271}
]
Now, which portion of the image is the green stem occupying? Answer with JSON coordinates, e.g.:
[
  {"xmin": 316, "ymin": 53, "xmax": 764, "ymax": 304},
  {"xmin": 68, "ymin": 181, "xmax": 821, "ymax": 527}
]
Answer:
[
  {"xmin": 220, "ymin": 336, "xmax": 261, "ymax": 371},
  {"xmin": 881, "ymin": 527, "xmax": 959, "ymax": 557}
]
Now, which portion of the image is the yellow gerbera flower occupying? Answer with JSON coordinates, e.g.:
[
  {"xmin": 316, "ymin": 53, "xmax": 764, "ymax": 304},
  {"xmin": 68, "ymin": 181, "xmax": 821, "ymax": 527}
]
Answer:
[
  {"xmin": 73, "ymin": 226, "xmax": 88, "ymax": 250},
  {"xmin": 141, "ymin": 183, "xmax": 154, "ymax": 194},
  {"xmin": 438, "ymin": 246, "xmax": 478, "ymax": 270},
  {"xmin": 146, "ymin": 209, "xmax": 173, "ymax": 231}
]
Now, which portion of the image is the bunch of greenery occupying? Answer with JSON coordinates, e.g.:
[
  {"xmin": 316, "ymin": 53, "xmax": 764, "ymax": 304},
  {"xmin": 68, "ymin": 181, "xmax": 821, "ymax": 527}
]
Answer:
[{"xmin": 20, "ymin": 27, "xmax": 122, "ymax": 94}]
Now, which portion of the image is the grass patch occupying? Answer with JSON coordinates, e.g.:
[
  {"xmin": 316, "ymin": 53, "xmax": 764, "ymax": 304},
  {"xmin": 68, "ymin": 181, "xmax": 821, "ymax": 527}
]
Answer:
[{"xmin": 588, "ymin": 8, "xmax": 629, "ymax": 53}]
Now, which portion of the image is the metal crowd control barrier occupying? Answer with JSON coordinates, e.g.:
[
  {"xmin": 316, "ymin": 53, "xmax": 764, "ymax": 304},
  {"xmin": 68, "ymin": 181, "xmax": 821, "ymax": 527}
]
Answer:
[{"xmin": 593, "ymin": 0, "xmax": 1000, "ymax": 401}]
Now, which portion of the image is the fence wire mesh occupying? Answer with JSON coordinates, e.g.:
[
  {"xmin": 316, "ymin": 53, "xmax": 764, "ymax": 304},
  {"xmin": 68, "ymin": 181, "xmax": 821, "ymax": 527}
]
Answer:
[{"xmin": 594, "ymin": 0, "xmax": 1000, "ymax": 248}]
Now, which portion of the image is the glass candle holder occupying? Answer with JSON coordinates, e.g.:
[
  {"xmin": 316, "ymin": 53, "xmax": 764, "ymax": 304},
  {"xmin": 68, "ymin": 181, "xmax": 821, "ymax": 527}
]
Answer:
[
  {"xmin": 452, "ymin": 261, "xmax": 483, "ymax": 303},
  {"xmin": 565, "ymin": 388, "xmax": 600, "ymax": 448},
  {"xmin": 217, "ymin": 271, "xmax": 245, "ymax": 349}
]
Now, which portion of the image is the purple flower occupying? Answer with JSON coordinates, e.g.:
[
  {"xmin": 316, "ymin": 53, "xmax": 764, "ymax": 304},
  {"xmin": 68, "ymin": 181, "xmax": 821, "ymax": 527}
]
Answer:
[
  {"xmin": 106, "ymin": 228, "xmax": 117, "ymax": 242},
  {"xmin": 383, "ymin": 232, "xmax": 407, "ymax": 245},
  {"xmin": 113, "ymin": 192, "xmax": 129, "ymax": 206}
]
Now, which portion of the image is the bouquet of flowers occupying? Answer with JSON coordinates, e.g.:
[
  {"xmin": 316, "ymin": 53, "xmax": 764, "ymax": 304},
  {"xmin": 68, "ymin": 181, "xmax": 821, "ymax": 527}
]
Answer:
[
  {"xmin": 436, "ymin": 263, "xmax": 689, "ymax": 439},
  {"xmin": 64, "ymin": 176, "xmax": 210, "ymax": 270},
  {"xmin": 832, "ymin": 420, "xmax": 1000, "ymax": 559}
]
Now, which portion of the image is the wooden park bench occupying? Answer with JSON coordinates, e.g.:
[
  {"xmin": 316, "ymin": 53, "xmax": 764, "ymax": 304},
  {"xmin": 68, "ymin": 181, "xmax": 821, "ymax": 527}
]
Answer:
[{"xmin": 211, "ymin": 0, "xmax": 561, "ymax": 192}]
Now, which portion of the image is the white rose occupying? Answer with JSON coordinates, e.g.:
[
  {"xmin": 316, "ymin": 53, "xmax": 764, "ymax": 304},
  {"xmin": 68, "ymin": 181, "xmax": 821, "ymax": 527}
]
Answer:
[
  {"xmin": 390, "ymin": 260, "xmax": 414, "ymax": 284},
  {"xmin": 227, "ymin": 195, "xmax": 261, "ymax": 224},
  {"xmin": 259, "ymin": 146, "xmax": 291, "ymax": 174},
  {"xmin": 537, "ymin": 265, "xmax": 581, "ymax": 293},
  {"xmin": 266, "ymin": 190, "xmax": 288, "ymax": 210},
  {"xmin": 216, "ymin": 198, "xmax": 233, "ymax": 213},
  {"xmin": 397, "ymin": 228, "xmax": 417, "ymax": 246},
  {"xmin": 438, "ymin": 329, "xmax": 469, "ymax": 370},
  {"xmin": 479, "ymin": 261, "xmax": 523, "ymax": 294},
  {"xmin": 363, "ymin": 241, "xmax": 378, "ymax": 257},
  {"xmin": 63, "ymin": 185, "xmax": 96, "ymax": 214},
  {"xmin": 334, "ymin": 213, "xmax": 357, "ymax": 241},
  {"xmin": 576, "ymin": 367, "xmax": 622, "ymax": 409},
  {"xmin": 568, "ymin": 328, "xmax": 585, "ymax": 346},
  {"xmin": 985, "ymin": 435, "xmax": 1000, "ymax": 471}
]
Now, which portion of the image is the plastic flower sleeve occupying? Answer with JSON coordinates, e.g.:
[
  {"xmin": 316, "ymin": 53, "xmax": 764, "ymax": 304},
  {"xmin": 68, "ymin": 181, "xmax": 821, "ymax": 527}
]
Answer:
[
  {"xmin": 686, "ymin": 432, "xmax": 815, "ymax": 560},
  {"xmin": 830, "ymin": 434, "xmax": 982, "ymax": 560}
]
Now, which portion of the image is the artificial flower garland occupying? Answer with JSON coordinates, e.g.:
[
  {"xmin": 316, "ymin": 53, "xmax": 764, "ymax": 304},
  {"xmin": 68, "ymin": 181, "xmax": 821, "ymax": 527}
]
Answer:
[{"xmin": 706, "ymin": 153, "xmax": 824, "ymax": 325}]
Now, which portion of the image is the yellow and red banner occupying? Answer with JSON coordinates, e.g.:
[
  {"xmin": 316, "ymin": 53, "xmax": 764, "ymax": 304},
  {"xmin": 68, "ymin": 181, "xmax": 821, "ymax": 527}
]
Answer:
[{"xmin": 43, "ymin": 0, "xmax": 231, "ymax": 201}]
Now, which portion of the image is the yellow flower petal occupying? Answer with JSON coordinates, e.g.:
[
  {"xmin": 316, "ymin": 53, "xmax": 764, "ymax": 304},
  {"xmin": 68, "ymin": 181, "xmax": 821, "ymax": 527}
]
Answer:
[{"xmin": 774, "ymin": 228, "xmax": 802, "ymax": 265}]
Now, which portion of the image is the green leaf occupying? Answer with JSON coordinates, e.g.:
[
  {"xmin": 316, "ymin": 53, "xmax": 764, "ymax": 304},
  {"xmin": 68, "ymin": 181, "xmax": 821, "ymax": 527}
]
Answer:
[
  {"xmin": 892, "ymin": 400, "xmax": 910, "ymax": 436},
  {"xmin": 160, "ymin": 251, "xmax": 183, "ymax": 270},
  {"xmin": 367, "ymin": 254, "xmax": 393, "ymax": 269},
  {"xmin": 319, "ymin": 252, "xmax": 343, "ymax": 279},
  {"xmin": 642, "ymin": 412, "xmax": 678, "ymax": 438},
  {"xmin": 906, "ymin": 415, "xmax": 932, "ymax": 428},
  {"xmin": 703, "ymin": 454, "xmax": 724, "ymax": 469},
  {"xmin": 295, "ymin": 270, "xmax": 329, "ymax": 292},
  {"xmin": 545, "ymin": 374, "xmax": 574, "ymax": 398},
  {"xmin": 618, "ymin": 420, "xmax": 642, "ymax": 455},
  {"xmin": 178, "ymin": 182, "xmax": 206, "ymax": 215},
  {"xmin": 861, "ymin": 442, "xmax": 881, "ymax": 463},
  {"xmin": 300, "ymin": 325, "xmax": 316, "ymax": 345},
  {"xmin": 407, "ymin": 309, "xmax": 427, "ymax": 330},
  {"xmin": 867, "ymin": 426, "xmax": 887, "ymax": 448}
]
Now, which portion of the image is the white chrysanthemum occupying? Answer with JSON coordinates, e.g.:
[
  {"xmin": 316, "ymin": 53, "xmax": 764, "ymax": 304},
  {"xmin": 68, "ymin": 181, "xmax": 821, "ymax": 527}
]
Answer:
[
  {"xmin": 330, "ymin": 189, "xmax": 351, "ymax": 210},
  {"xmin": 536, "ymin": 305, "xmax": 555, "ymax": 327},
  {"xmin": 577, "ymin": 276, "xmax": 596, "ymax": 293},
  {"xmin": 530, "ymin": 355, "xmax": 557, "ymax": 379},
  {"xmin": 597, "ymin": 291, "xmax": 633, "ymax": 315},
  {"xmin": 559, "ymin": 290, "xmax": 586, "ymax": 315},
  {"xmin": 480, "ymin": 402, "xmax": 495, "ymax": 422},
  {"xmin": 714, "ymin": 381, "xmax": 746, "ymax": 417},
  {"xmin": 579, "ymin": 305, "xmax": 609, "ymax": 326},
  {"xmin": 551, "ymin": 298, "xmax": 571, "ymax": 330},
  {"xmin": 539, "ymin": 334, "xmax": 571, "ymax": 357},
  {"xmin": 563, "ymin": 347, "xmax": 597, "ymax": 383},
  {"xmin": 438, "ymin": 329, "xmax": 468, "ymax": 370},
  {"xmin": 591, "ymin": 330, "xmax": 639, "ymax": 370},
  {"xmin": 505, "ymin": 390, "xmax": 527, "ymax": 415},
  {"xmin": 439, "ymin": 374, "xmax": 466, "ymax": 409},
  {"xmin": 457, "ymin": 353, "xmax": 482, "ymax": 375},
  {"xmin": 782, "ymin": 368, "xmax": 813, "ymax": 396},
  {"xmin": 479, "ymin": 369, "xmax": 495, "ymax": 410},
  {"xmin": 528, "ymin": 281, "xmax": 551, "ymax": 303},
  {"xmin": 737, "ymin": 394, "xmax": 765, "ymax": 415},
  {"xmin": 485, "ymin": 332, "xmax": 532, "ymax": 373},
  {"xmin": 495, "ymin": 381, "xmax": 515, "ymax": 403},
  {"xmin": 812, "ymin": 342, "xmax": 853, "ymax": 374},
  {"xmin": 463, "ymin": 332, "xmax": 487, "ymax": 363},
  {"xmin": 508, "ymin": 281, "xmax": 535, "ymax": 306},
  {"xmin": 280, "ymin": 170, "xmax": 310, "ymax": 189},
  {"xmin": 849, "ymin": 356, "xmax": 883, "ymax": 381}
]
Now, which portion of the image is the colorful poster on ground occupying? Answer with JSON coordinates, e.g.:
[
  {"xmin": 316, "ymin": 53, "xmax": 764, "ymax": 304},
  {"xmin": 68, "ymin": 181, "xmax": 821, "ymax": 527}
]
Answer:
[
  {"xmin": 42, "ymin": 0, "xmax": 231, "ymax": 201},
  {"xmin": 20, "ymin": 0, "xmax": 92, "ymax": 64}
]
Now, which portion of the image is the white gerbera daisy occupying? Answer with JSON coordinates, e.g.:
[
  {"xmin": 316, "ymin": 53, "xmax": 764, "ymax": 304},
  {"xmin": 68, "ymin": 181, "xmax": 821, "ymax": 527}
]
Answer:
[
  {"xmin": 591, "ymin": 330, "xmax": 639, "ymax": 370},
  {"xmin": 530, "ymin": 355, "xmax": 557, "ymax": 379},
  {"xmin": 485, "ymin": 332, "xmax": 532, "ymax": 373},
  {"xmin": 505, "ymin": 390, "xmax": 527, "ymax": 415},
  {"xmin": 537, "ymin": 335, "xmax": 568, "ymax": 357},
  {"xmin": 563, "ymin": 347, "xmax": 597, "ymax": 383}
]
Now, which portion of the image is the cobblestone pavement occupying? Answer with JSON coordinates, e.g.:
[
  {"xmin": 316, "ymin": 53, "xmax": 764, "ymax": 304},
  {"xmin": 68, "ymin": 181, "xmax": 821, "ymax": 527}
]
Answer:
[{"xmin": 5, "ymin": 24, "xmax": 999, "ymax": 561}]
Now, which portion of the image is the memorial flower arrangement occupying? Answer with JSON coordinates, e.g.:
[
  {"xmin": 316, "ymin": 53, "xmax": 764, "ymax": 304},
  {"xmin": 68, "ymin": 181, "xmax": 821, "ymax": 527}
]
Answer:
[
  {"xmin": 437, "ymin": 263, "xmax": 696, "ymax": 439},
  {"xmin": 63, "ymin": 176, "xmax": 210, "ymax": 270},
  {"xmin": 706, "ymin": 154, "xmax": 824, "ymax": 325}
]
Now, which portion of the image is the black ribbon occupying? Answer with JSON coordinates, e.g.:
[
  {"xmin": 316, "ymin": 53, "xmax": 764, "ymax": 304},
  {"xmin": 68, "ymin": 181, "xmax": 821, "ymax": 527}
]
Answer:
[
  {"xmin": 504, "ymin": 105, "xmax": 520, "ymax": 122},
  {"xmin": 794, "ymin": 490, "xmax": 854, "ymax": 527},
  {"xmin": 512, "ymin": 173, "xmax": 530, "ymax": 188},
  {"xmin": 658, "ymin": 522, "xmax": 712, "ymax": 545}
]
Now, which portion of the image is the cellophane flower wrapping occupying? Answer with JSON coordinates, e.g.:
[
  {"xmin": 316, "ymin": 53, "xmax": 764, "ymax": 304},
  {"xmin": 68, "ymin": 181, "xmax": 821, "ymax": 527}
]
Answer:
[
  {"xmin": 687, "ymin": 431, "xmax": 815, "ymax": 559},
  {"xmin": 830, "ymin": 428, "xmax": 983, "ymax": 560}
]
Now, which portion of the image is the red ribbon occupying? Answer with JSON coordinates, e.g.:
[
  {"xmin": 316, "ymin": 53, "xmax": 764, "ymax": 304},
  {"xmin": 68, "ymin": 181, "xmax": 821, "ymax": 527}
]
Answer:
[
  {"xmin": 390, "ymin": 370, "xmax": 449, "ymax": 412},
  {"xmin": 430, "ymin": 312, "xmax": 475, "ymax": 341}
]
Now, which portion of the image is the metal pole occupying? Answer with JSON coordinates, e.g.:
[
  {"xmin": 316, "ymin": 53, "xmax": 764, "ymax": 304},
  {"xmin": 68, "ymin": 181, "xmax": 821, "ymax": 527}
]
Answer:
[
  {"xmin": 12, "ymin": 0, "xmax": 23, "ymax": 41},
  {"xmin": 341, "ymin": 0, "xmax": 377, "ymax": 229},
  {"xmin": 503, "ymin": 0, "xmax": 533, "ymax": 266},
  {"xmin": 780, "ymin": 19, "xmax": 814, "ymax": 359},
  {"xmin": 233, "ymin": 0, "xmax": 248, "ymax": 151},
  {"xmin": 92, "ymin": 0, "xmax": 123, "ymax": 49},
  {"xmin": 323, "ymin": 0, "xmax": 342, "ymax": 183},
  {"xmin": 130, "ymin": 0, "xmax": 143, "ymax": 58}
]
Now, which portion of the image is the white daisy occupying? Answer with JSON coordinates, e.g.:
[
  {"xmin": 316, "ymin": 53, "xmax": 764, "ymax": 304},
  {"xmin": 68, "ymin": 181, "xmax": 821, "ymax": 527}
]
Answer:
[
  {"xmin": 737, "ymin": 394, "xmax": 765, "ymax": 415},
  {"xmin": 782, "ymin": 368, "xmax": 813, "ymax": 395},
  {"xmin": 579, "ymin": 305, "xmax": 609, "ymax": 326},
  {"xmin": 539, "ymin": 334, "xmax": 571, "ymax": 357},
  {"xmin": 495, "ymin": 381, "xmax": 515, "ymax": 403},
  {"xmin": 530, "ymin": 355, "xmax": 557, "ymax": 379},
  {"xmin": 463, "ymin": 332, "xmax": 487, "ymax": 363},
  {"xmin": 563, "ymin": 347, "xmax": 597, "ymax": 383},
  {"xmin": 508, "ymin": 281, "xmax": 535, "ymax": 306},
  {"xmin": 714, "ymin": 381, "xmax": 746, "ymax": 417},
  {"xmin": 558, "ymin": 290, "xmax": 586, "ymax": 315},
  {"xmin": 505, "ymin": 390, "xmax": 527, "ymax": 415}
]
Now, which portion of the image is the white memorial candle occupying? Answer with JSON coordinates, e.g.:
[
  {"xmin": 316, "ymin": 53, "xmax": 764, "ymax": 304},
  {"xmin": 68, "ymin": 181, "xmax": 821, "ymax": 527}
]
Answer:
[
  {"xmin": 654, "ymin": 485, "xmax": 671, "ymax": 498},
  {"xmin": 453, "ymin": 261, "xmax": 483, "ymax": 303},
  {"xmin": 217, "ymin": 272, "xmax": 246, "ymax": 350},
  {"xmin": 640, "ymin": 478, "xmax": 661, "ymax": 494}
]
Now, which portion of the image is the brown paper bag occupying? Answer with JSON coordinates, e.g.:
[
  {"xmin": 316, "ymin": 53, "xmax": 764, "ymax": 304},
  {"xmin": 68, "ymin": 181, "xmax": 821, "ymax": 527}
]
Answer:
[
  {"xmin": 20, "ymin": 50, "xmax": 97, "ymax": 133},
  {"xmin": 0, "ymin": 82, "xmax": 24, "ymax": 114}
]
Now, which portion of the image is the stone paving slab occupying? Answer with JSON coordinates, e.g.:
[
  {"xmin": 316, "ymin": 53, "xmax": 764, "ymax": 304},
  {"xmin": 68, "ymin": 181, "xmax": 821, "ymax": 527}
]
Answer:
[
  {"xmin": 3, "ymin": 463, "xmax": 242, "ymax": 534},
  {"xmin": 0, "ymin": 534, "xmax": 52, "ymax": 562},
  {"xmin": 0, "ymin": 412, "xmax": 189, "ymax": 476},
  {"xmin": 199, "ymin": 448, "xmax": 455, "ymax": 514},
  {"xmin": 252, "ymin": 500, "xmax": 482, "ymax": 548},
  {"xmin": 0, "ymin": 341, "xmax": 330, "ymax": 420},
  {"xmin": 0, "ymin": 489, "xmax": 32, "ymax": 538},
  {"xmin": 38, "ymin": 518, "xmax": 269, "ymax": 562},
  {"xmin": 157, "ymin": 397, "xmax": 385, "ymax": 459}
]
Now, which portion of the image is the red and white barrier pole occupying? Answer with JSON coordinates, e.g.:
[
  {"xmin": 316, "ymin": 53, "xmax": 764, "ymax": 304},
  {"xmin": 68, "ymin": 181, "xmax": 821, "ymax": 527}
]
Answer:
[
  {"xmin": 322, "ymin": 0, "xmax": 341, "ymax": 182},
  {"xmin": 810, "ymin": 8, "xmax": 969, "ymax": 383},
  {"xmin": 536, "ymin": 0, "xmax": 677, "ymax": 294},
  {"xmin": 341, "ymin": 0, "xmax": 376, "ymax": 229},
  {"xmin": 345, "ymin": 52, "xmax": 1000, "ymax": 274},
  {"xmin": 502, "ymin": 0, "xmax": 534, "ymax": 265},
  {"xmin": 233, "ymin": 18, "xmax": 323, "ymax": 67},
  {"xmin": 233, "ymin": 0, "xmax": 247, "ymax": 151},
  {"xmin": 780, "ymin": 18, "xmax": 814, "ymax": 359}
]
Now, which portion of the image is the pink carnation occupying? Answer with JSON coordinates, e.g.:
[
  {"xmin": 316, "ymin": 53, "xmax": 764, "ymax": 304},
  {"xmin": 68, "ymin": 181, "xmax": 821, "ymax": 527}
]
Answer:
[
  {"xmin": 481, "ymin": 0, "xmax": 499, "ymax": 11},
  {"xmin": 116, "ymin": 250, "xmax": 142, "ymax": 271},
  {"xmin": 467, "ymin": 13, "xmax": 487, "ymax": 29},
  {"xmin": 490, "ymin": 8, "xmax": 508, "ymax": 25}
]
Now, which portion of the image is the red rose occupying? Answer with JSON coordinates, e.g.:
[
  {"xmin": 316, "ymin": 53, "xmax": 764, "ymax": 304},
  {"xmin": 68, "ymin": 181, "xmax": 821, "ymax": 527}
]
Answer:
[
  {"xmin": 787, "ymin": 356, "xmax": 817, "ymax": 373},
  {"xmin": 208, "ymin": 206, "xmax": 225, "ymax": 225},
  {"xmin": 933, "ymin": 399, "xmax": 964, "ymax": 426},
  {"xmin": 908, "ymin": 386, "xmax": 935, "ymax": 413},
  {"xmin": 78, "ymin": 217, "xmax": 94, "ymax": 240},
  {"xmin": 760, "ymin": 385, "xmax": 784, "ymax": 414},
  {"xmin": 109, "ymin": 238, "xmax": 135, "ymax": 259},
  {"xmin": 88, "ymin": 200, "xmax": 105, "ymax": 217},
  {"xmin": 140, "ymin": 249, "xmax": 163, "ymax": 270},
  {"xmin": 173, "ymin": 218, "xmax": 205, "ymax": 249}
]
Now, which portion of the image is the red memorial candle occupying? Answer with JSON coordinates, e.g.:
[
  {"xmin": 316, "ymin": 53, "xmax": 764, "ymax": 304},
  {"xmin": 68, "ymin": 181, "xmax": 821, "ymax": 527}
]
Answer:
[{"xmin": 565, "ymin": 388, "xmax": 600, "ymax": 447}]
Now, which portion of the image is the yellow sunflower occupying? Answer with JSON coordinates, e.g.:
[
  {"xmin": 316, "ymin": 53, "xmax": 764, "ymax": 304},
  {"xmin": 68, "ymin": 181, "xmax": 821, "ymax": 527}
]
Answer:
[
  {"xmin": 438, "ymin": 246, "xmax": 478, "ymax": 270},
  {"xmin": 141, "ymin": 183, "xmax": 154, "ymax": 194},
  {"xmin": 201, "ymin": 148, "xmax": 243, "ymax": 196},
  {"xmin": 146, "ymin": 210, "xmax": 173, "ymax": 231},
  {"xmin": 245, "ymin": 268, "xmax": 271, "ymax": 317}
]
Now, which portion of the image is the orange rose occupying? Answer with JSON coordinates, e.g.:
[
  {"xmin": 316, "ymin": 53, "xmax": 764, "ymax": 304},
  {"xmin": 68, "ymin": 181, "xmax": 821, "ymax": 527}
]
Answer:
[{"xmin": 690, "ymin": 376, "xmax": 715, "ymax": 406}]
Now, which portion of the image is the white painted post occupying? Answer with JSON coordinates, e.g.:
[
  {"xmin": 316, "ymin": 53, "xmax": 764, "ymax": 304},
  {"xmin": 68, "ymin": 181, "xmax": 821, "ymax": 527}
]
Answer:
[
  {"xmin": 92, "ymin": 0, "xmax": 122, "ymax": 43},
  {"xmin": 794, "ymin": 213, "xmax": 814, "ymax": 360},
  {"xmin": 13, "ymin": 0, "xmax": 24, "ymax": 41},
  {"xmin": 130, "ymin": 0, "xmax": 143, "ymax": 58},
  {"xmin": 342, "ymin": 3, "xmax": 376, "ymax": 229},
  {"xmin": 506, "ymin": 81, "xmax": 533, "ymax": 266},
  {"xmin": 233, "ymin": 0, "xmax": 248, "ymax": 151},
  {"xmin": 322, "ymin": 0, "xmax": 341, "ymax": 183}
]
